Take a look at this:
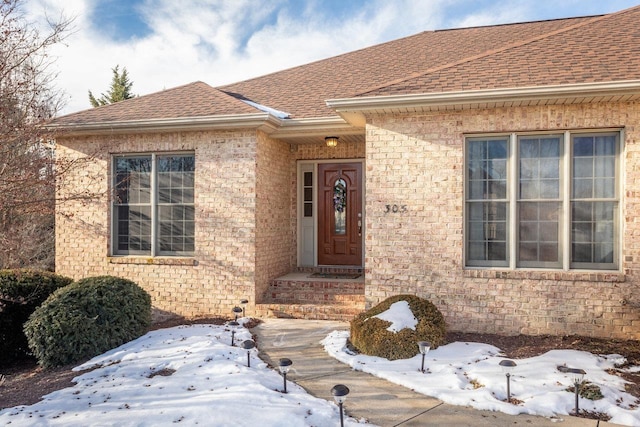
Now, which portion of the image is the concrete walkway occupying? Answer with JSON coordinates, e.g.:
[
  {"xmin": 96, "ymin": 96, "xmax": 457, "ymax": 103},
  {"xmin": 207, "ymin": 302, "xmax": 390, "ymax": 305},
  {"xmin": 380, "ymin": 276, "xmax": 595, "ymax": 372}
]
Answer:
[{"xmin": 252, "ymin": 318, "xmax": 619, "ymax": 427}]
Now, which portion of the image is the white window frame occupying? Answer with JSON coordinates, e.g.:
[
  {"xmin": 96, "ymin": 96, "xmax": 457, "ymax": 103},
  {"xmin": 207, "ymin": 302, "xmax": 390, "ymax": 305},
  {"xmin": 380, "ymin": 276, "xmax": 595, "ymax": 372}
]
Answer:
[
  {"xmin": 464, "ymin": 130, "xmax": 621, "ymax": 271},
  {"xmin": 111, "ymin": 152, "xmax": 195, "ymax": 257}
]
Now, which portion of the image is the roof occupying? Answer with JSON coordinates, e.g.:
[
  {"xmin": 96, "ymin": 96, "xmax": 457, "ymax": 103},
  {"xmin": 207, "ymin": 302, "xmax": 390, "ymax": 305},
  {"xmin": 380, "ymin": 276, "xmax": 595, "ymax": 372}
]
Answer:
[{"xmin": 51, "ymin": 5, "xmax": 640, "ymax": 133}]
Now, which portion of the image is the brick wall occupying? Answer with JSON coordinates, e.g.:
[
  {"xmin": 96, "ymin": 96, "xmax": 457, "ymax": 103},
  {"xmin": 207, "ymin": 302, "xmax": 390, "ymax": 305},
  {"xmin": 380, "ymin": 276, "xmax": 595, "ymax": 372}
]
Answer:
[
  {"xmin": 56, "ymin": 130, "xmax": 260, "ymax": 318},
  {"xmin": 255, "ymin": 131, "xmax": 294, "ymax": 302},
  {"xmin": 364, "ymin": 101, "xmax": 640, "ymax": 339}
]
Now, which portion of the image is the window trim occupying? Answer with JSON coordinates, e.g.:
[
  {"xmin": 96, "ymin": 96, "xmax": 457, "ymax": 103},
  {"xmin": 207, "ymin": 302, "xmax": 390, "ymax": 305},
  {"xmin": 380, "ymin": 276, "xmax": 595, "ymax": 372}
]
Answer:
[
  {"xmin": 464, "ymin": 130, "xmax": 622, "ymax": 271},
  {"xmin": 111, "ymin": 152, "xmax": 195, "ymax": 257}
]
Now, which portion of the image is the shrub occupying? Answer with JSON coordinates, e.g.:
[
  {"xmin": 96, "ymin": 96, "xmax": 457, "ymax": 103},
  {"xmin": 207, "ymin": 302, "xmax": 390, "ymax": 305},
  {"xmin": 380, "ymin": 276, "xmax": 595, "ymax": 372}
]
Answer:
[
  {"xmin": 0, "ymin": 269, "xmax": 72, "ymax": 364},
  {"xmin": 350, "ymin": 294, "xmax": 446, "ymax": 360},
  {"xmin": 24, "ymin": 276, "xmax": 151, "ymax": 368}
]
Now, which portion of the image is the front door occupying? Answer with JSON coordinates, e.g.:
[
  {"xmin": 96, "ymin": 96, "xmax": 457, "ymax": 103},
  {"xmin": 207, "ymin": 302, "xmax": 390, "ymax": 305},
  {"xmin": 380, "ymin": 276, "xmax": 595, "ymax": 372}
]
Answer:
[{"xmin": 317, "ymin": 162, "xmax": 362, "ymax": 266}]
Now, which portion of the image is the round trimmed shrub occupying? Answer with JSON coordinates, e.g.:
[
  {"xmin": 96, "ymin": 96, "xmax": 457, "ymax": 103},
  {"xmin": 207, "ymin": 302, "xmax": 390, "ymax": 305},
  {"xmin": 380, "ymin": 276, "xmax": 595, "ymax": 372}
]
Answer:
[
  {"xmin": 24, "ymin": 276, "xmax": 151, "ymax": 368},
  {"xmin": 350, "ymin": 294, "xmax": 446, "ymax": 360},
  {"xmin": 0, "ymin": 269, "xmax": 72, "ymax": 364}
]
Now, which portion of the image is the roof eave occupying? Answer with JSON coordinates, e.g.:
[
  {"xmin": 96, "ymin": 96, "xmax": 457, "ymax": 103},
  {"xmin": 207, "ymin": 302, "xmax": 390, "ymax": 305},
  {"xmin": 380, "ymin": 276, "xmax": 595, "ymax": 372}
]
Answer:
[
  {"xmin": 326, "ymin": 80, "xmax": 640, "ymax": 124},
  {"xmin": 46, "ymin": 113, "xmax": 281, "ymax": 136}
]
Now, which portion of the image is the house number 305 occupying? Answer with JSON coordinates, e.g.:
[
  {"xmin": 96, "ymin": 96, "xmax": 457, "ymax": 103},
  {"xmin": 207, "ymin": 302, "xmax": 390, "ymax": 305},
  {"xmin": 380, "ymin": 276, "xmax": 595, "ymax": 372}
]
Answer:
[{"xmin": 384, "ymin": 204, "xmax": 407, "ymax": 213}]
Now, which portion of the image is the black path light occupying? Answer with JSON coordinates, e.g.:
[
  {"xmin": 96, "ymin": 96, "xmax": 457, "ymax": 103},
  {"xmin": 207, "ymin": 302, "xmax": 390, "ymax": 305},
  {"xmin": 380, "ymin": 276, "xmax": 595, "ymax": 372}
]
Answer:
[
  {"xmin": 499, "ymin": 359, "xmax": 517, "ymax": 402},
  {"xmin": 279, "ymin": 358, "xmax": 293, "ymax": 393},
  {"xmin": 417, "ymin": 341, "xmax": 431, "ymax": 373},
  {"xmin": 567, "ymin": 367, "xmax": 586, "ymax": 415},
  {"xmin": 240, "ymin": 299, "xmax": 249, "ymax": 317},
  {"xmin": 232, "ymin": 306, "xmax": 243, "ymax": 320},
  {"xmin": 227, "ymin": 321, "xmax": 239, "ymax": 346},
  {"xmin": 331, "ymin": 384, "xmax": 350, "ymax": 427},
  {"xmin": 241, "ymin": 339, "xmax": 255, "ymax": 367}
]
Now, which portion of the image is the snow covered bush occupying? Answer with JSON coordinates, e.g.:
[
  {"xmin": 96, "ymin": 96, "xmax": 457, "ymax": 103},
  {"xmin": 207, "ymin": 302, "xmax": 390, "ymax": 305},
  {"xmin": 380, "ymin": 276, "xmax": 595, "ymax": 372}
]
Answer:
[
  {"xmin": 24, "ymin": 276, "xmax": 151, "ymax": 368},
  {"xmin": 350, "ymin": 294, "xmax": 446, "ymax": 360}
]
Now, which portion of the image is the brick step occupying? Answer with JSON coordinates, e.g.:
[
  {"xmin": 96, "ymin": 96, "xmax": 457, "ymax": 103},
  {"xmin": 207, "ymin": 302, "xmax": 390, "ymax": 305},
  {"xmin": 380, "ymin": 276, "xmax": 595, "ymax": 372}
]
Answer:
[
  {"xmin": 259, "ymin": 271, "xmax": 366, "ymax": 320},
  {"xmin": 296, "ymin": 266, "xmax": 364, "ymax": 275},
  {"xmin": 268, "ymin": 280, "xmax": 364, "ymax": 304},
  {"xmin": 255, "ymin": 302, "xmax": 364, "ymax": 322}
]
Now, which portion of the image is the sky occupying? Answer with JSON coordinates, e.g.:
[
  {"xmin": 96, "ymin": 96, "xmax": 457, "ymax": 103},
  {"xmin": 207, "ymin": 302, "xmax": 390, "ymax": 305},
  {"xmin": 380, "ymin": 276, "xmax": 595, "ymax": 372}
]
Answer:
[
  {"xmin": 2, "ymin": 310, "xmax": 640, "ymax": 426},
  {"xmin": 20, "ymin": 0, "xmax": 640, "ymax": 115}
]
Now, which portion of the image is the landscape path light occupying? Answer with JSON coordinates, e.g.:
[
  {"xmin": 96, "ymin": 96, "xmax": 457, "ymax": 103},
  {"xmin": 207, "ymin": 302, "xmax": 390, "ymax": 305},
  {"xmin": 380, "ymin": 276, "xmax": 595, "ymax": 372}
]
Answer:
[
  {"xmin": 331, "ymin": 384, "xmax": 350, "ymax": 427},
  {"xmin": 241, "ymin": 339, "xmax": 255, "ymax": 367},
  {"xmin": 417, "ymin": 341, "xmax": 431, "ymax": 373},
  {"xmin": 279, "ymin": 358, "xmax": 293, "ymax": 393},
  {"xmin": 232, "ymin": 306, "xmax": 243, "ymax": 320},
  {"xmin": 499, "ymin": 359, "xmax": 517, "ymax": 402},
  {"xmin": 240, "ymin": 299, "xmax": 249, "ymax": 317},
  {"xmin": 567, "ymin": 367, "xmax": 586, "ymax": 415},
  {"xmin": 227, "ymin": 321, "xmax": 239, "ymax": 346}
]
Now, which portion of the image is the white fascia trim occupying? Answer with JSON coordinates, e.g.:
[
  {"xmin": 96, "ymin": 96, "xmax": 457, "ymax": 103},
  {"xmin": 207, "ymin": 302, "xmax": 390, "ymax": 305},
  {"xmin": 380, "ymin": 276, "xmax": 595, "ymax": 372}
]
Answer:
[
  {"xmin": 326, "ymin": 80, "xmax": 640, "ymax": 112},
  {"xmin": 270, "ymin": 116, "xmax": 363, "ymax": 138},
  {"xmin": 47, "ymin": 113, "xmax": 282, "ymax": 136}
]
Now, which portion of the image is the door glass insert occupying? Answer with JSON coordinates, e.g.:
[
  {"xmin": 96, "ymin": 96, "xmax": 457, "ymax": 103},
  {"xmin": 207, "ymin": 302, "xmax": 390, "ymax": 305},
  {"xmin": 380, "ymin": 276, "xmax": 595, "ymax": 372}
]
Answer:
[{"xmin": 334, "ymin": 178, "xmax": 347, "ymax": 235}]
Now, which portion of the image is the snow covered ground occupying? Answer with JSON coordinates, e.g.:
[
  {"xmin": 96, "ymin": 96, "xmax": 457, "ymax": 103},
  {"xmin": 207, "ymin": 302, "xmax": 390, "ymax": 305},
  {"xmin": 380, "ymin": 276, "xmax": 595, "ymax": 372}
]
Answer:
[
  {"xmin": 1, "ymin": 304, "xmax": 639, "ymax": 426},
  {"xmin": 0, "ymin": 321, "xmax": 368, "ymax": 427},
  {"xmin": 323, "ymin": 301, "xmax": 640, "ymax": 426}
]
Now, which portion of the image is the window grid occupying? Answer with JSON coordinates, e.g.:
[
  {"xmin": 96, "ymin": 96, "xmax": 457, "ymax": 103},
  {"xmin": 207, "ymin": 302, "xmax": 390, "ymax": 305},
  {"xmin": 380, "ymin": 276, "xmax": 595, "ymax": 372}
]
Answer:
[
  {"xmin": 465, "ymin": 132, "xmax": 619, "ymax": 271},
  {"xmin": 113, "ymin": 153, "xmax": 195, "ymax": 256}
]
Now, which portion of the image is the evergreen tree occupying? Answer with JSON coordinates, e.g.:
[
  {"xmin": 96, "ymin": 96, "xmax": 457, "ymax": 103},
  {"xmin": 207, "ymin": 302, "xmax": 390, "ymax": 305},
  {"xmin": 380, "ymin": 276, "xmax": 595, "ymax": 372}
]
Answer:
[{"xmin": 88, "ymin": 65, "xmax": 135, "ymax": 107}]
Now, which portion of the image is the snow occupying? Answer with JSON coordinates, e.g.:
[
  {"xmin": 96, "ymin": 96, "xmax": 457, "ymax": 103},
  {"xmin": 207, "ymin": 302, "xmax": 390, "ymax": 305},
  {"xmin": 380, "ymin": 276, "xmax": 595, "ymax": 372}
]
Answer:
[
  {"xmin": 372, "ymin": 301, "xmax": 417, "ymax": 332},
  {"xmin": 3, "ymin": 313, "xmax": 640, "ymax": 426},
  {"xmin": 322, "ymin": 332, "xmax": 640, "ymax": 426},
  {"xmin": 0, "ymin": 321, "xmax": 368, "ymax": 427}
]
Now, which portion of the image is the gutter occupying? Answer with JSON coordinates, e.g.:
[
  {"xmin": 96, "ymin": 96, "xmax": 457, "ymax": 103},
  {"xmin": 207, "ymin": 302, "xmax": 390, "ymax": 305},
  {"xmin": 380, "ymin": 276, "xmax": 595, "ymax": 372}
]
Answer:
[
  {"xmin": 326, "ymin": 80, "xmax": 640, "ymax": 125},
  {"xmin": 46, "ymin": 112, "xmax": 282, "ymax": 136}
]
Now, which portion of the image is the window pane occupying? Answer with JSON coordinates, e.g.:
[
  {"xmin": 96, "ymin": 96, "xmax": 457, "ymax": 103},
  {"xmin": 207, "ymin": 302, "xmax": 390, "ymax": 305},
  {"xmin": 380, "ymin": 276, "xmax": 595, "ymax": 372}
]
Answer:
[
  {"xmin": 157, "ymin": 155, "xmax": 195, "ymax": 254},
  {"xmin": 115, "ymin": 205, "xmax": 151, "ymax": 253},
  {"xmin": 571, "ymin": 201, "xmax": 616, "ymax": 266},
  {"xmin": 114, "ymin": 156, "xmax": 152, "ymax": 254},
  {"xmin": 467, "ymin": 138, "xmax": 508, "ymax": 203},
  {"xmin": 517, "ymin": 201, "xmax": 560, "ymax": 266},
  {"xmin": 113, "ymin": 153, "xmax": 195, "ymax": 256},
  {"xmin": 518, "ymin": 136, "xmax": 560, "ymax": 201},
  {"xmin": 334, "ymin": 178, "xmax": 347, "ymax": 235},
  {"xmin": 466, "ymin": 201, "xmax": 507, "ymax": 264},
  {"xmin": 572, "ymin": 135, "xmax": 616, "ymax": 200}
]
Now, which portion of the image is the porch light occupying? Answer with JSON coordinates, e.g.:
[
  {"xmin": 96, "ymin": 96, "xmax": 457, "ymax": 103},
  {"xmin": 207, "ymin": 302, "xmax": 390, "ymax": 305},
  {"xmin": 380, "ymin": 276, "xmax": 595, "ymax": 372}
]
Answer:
[
  {"xmin": 499, "ymin": 359, "xmax": 517, "ymax": 402},
  {"xmin": 331, "ymin": 384, "xmax": 350, "ymax": 427},
  {"xmin": 417, "ymin": 341, "xmax": 431, "ymax": 373},
  {"xmin": 567, "ymin": 367, "xmax": 586, "ymax": 415},
  {"xmin": 241, "ymin": 339, "xmax": 255, "ymax": 367},
  {"xmin": 232, "ymin": 306, "xmax": 243, "ymax": 320},
  {"xmin": 279, "ymin": 358, "xmax": 293, "ymax": 393},
  {"xmin": 325, "ymin": 136, "xmax": 339, "ymax": 147},
  {"xmin": 240, "ymin": 299, "xmax": 249, "ymax": 317},
  {"xmin": 227, "ymin": 320, "xmax": 239, "ymax": 346}
]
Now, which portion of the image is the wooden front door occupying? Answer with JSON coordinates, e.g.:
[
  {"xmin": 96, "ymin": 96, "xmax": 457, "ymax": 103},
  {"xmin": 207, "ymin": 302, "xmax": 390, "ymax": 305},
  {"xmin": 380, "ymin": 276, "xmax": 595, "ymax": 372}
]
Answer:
[{"xmin": 318, "ymin": 162, "xmax": 362, "ymax": 266}]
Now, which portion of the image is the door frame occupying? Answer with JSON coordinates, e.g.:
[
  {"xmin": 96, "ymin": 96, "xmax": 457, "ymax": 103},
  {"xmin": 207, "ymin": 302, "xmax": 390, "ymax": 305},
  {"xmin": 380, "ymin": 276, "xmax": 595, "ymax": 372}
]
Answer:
[{"xmin": 297, "ymin": 159, "xmax": 365, "ymax": 267}]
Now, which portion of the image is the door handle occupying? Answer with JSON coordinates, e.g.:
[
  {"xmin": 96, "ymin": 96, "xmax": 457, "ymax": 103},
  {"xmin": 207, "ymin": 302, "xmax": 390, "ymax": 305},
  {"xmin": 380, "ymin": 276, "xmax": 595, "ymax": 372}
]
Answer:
[{"xmin": 358, "ymin": 220, "xmax": 362, "ymax": 236}]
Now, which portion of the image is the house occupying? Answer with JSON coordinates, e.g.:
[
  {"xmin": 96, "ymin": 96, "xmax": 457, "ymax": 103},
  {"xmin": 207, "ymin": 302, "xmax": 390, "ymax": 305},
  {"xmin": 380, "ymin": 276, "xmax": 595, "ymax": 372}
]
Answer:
[{"xmin": 50, "ymin": 6, "xmax": 640, "ymax": 339}]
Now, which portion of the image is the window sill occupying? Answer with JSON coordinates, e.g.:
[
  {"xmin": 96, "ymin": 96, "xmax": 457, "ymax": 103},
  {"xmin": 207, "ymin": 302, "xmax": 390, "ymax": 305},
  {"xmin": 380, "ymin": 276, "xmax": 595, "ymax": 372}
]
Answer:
[
  {"xmin": 463, "ymin": 268, "xmax": 625, "ymax": 282},
  {"xmin": 107, "ymin": 256, "xmax": 198, "ymax": 266}
]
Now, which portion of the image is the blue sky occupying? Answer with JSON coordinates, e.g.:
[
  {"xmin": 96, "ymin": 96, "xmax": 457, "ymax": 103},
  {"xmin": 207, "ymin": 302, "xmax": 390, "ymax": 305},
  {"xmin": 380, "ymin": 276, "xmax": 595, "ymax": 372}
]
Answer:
[{"xmin": 24, "ymin": 0, "xmax": 640, "ymax": 114}]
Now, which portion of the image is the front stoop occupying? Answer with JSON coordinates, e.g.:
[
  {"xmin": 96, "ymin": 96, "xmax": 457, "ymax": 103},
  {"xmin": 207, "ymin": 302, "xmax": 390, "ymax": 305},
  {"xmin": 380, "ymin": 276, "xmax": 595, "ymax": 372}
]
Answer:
[{"xmin": 255, "ymin": 268, "xmax": 366, "ymax": 321}]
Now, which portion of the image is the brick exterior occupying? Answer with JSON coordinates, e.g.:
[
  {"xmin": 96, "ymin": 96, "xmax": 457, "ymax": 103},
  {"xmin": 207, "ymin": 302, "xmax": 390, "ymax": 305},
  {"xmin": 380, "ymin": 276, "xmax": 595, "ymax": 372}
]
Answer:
[
  {"xmin": 56, "ymin": 130, "xmax": 261, "ymax": 318},
  {"xmin": 255, "ymin": 131, "xmax": 294, "ymax": 301},
  {"xmin": 364, "ymin": 101, "xmax": 640, "ymax": 339},
  {"xmin": 55, "ymin": 101, "xmax": 640, "ymax": 339}
]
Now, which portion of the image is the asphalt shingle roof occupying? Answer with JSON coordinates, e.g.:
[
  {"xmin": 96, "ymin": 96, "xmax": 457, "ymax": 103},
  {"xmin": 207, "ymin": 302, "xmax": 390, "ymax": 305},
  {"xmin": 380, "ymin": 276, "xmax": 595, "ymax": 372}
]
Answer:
[{"xmin": 52, "ymin": 6, "xmax": 640, "ymax": 126}]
